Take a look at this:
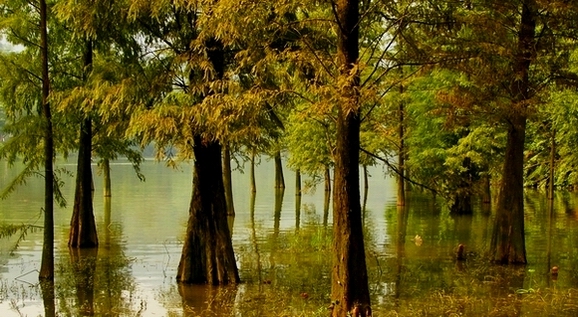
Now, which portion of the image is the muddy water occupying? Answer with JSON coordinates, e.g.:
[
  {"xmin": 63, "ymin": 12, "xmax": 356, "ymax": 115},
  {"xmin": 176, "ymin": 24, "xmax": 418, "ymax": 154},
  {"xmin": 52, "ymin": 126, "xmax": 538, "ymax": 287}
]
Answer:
[{"xmin": 1, "ymin": 159, "xmax": 578, "ymax": 316}]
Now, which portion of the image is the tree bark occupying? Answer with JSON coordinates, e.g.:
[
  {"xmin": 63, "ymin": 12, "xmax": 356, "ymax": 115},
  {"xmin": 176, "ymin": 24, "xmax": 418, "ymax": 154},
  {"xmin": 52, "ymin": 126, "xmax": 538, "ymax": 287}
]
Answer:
[
  {"xmin": 39, "ymin": 0, "xmax": 54, "ymax": 281},
  {"xmin": 331, "ymin": 0, "xmax": 371, "ymax": 315},
  {"xmin": 69, "ymin": 117, "xmax": 99, "ymax": 248},
  {"xmin": 176, "ymin": 137, "xmax": 240, "ymax": 284},
  {"xmin": 222, "ymin": 144, "xmax": 235, "ymax": 215},
  {"xmin": 450, "ymin": 158, "xmax": 474, "ymax": 215},
  {"xmin": 274, "ymin": 150, "xmax": 285, "ymax": 189},
  {"xmin": 69, "ymin": 39, "xmax": 98, "ymax": 248},
  {"xmin": 103, "ymin": 158, "xmax": 111, "ymax": 198},
  {"xmin": 490, "ymin": 0, "xmax": 536, "ymax": 264},
  {"xmin": 548, "ymin": 130, "xmax": 555, "ymax": 200},
  {"xmin": 397, "ymin": 72, "xmax": 406, "ymax": 207},
  {"xmin": 295, "ymin": 169, "xmax": 302, "ymax": 196},
  {"xmin": 250, "ymin": 151, "xmax": 256, "ymax": 193},
  {"xmin": 324, "ymin": 167, "xmax": 331, "ymax": 192}
]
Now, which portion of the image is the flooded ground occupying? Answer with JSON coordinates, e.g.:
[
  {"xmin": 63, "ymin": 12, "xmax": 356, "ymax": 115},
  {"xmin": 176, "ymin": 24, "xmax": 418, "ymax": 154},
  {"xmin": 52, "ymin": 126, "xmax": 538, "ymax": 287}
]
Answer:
[{"xmin": 1, "ymin": 160, "xmax": 578, "ymax": 316}]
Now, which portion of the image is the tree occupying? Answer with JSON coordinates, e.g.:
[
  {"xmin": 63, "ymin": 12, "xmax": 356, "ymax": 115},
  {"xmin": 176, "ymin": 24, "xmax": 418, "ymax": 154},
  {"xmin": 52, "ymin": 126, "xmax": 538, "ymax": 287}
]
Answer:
[
  {"xmin": 489, "ymin": 0, "xmax": 536, "ymax": 264},
  {"xmin": 38, "ymin": 0, "xmax": 55, "ymax": 281},
  {"xmin": 126, "ymin": 0, "xmax": 243, "ymax": 284},
  {"xmin": 330, "ymin": 0, "xmax": 371, "ymax": 315}
]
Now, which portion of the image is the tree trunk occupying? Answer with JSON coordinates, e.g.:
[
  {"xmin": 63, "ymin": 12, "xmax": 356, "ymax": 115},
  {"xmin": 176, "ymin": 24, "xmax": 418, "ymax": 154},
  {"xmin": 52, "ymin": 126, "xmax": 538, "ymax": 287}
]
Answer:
[
  {"xmin": 177, "ymin": 137, "xmax": 240, "ymax": 284},
  {"xmin": 450, "ymin": 158, "xmax": 474, "ymax": 215},
  {"xmin": 548, "ymin": 130, "xmax": 555, "ymax": 200},
  {"xmin": 39, "ymin": 0, "xmax": 54, "ymax": 281},
  {"xmin": 331, "ymin": 0, "xmax": 371, "ymax": 315},
  {"xmin": 103, "ymin": 158, "xmax": 111, "ymax": 198},
  {"xmin": 222, "ymin": 144, "xmax": 235, "ymax": 215},
  {"xmin": 69, "ymin": 119, "xmax": 98, "ymax": 248},
  {"xmin": 69, "ymin": 39, "xmax": 98, "ymax": 248},
  {"xmin": 362, "ymin": 165, "xmax": 368, "ymax": 217},
  {"xmin": 490, "ymin": 0, "xmax": 536, "ymax": 264},
  {"xmin": 273, "ymin": 188, "xmax": 285, "ymax": 236},
  {"xmin": 295, "ymin": 191, "xmax": 302, "ymax": 231},
  {"xmin": 325, "ymin": 167, "xmax": 331, "ymax": 192},
  {"xmin": 274, "ymin": 150, "xmax": 285, "ymax": 189},
  {"xmin": 397, "ymin": 71, "xmax": 406, "ymax": 207},
  {"xmin": 295, "ymin": 169, "xmax": 302, "ymax": 196},
  {"xmin": 250, "ymin": 151, "xmax": 256, "ymax": 193}
]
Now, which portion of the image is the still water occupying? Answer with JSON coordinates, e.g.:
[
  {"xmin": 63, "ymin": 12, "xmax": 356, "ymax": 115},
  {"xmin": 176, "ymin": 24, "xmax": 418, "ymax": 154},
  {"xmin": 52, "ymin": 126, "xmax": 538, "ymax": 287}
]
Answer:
[{"xmin": 1, "ymin": 159, "xmax": 578, "ymax": 316}]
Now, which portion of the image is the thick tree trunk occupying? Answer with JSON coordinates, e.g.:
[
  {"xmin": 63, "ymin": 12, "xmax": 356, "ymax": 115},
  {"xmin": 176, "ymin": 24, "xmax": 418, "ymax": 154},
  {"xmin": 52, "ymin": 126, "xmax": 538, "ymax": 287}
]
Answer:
[
  {"xmin": 222, "ymin": 144, "xmax": 235, "ymax": 215},
  {"xmin": 177, "ymin": 137, "xmax": 240, "ymax": 284},
  {"xmin": 491, "ymin": 116, "xmax": 528, "ymax": 263},
  {"xmin": 70, "ymin": 39, "xmax": 98, "ymax": 248},
  {"xmin": 331, "ymin": 0, "xmax": 371, "ymax": 315},
  {"xmin": 69, "ymin": 118, "xmax": 99, "ymax": 248},
  {"xmin": 274, "ymin": 150, "xmax": 285, "ymax": 189},
  {"xmin": 490, "ymin": 0, "xmax": 536, "ymax": 264},
  {"xmin": 39, "ymin": 0, "xmax": 54, "ymax": 281},
  {"xmin": 103, "ymin": 158, "xmax": 111, "ymax": 198}
]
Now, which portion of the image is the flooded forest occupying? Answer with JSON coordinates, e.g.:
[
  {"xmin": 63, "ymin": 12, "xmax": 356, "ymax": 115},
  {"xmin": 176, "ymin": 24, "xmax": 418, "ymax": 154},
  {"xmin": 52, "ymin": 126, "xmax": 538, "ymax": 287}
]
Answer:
[{"xmin": 2, "ymin": 0, "xmax": 578, "ymax": 316}]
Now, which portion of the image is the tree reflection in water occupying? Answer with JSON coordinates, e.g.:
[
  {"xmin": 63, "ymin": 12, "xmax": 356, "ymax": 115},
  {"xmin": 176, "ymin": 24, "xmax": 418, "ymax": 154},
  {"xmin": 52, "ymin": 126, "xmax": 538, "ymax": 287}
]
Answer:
[{"xmin": 54, "ymin": 197, "xmax": 140, "ymax": 316}]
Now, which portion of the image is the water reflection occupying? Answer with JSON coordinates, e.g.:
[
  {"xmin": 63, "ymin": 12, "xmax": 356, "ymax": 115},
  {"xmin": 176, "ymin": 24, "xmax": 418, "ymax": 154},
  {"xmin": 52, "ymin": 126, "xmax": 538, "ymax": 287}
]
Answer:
[
  {"xmin": 5, "ymin": 162, "xmax": 578, "ymax": 316},
  {"xmin": 40, "ymin": 280, "xmax": 56, "ymax": 317},
  {"xmin": 179, "ymin": 284, "xmax": 238, "ymax": 316}
]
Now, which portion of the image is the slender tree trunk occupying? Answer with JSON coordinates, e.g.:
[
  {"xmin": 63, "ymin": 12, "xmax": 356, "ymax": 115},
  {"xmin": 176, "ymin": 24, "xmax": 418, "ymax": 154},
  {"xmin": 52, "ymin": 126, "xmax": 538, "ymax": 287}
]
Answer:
[
  {"xmin": 397, "ymin": 72, "xmax": 406, "ymax": 206},
  {"xmin": 274, "ymin": 150, "xmax": 285, "ymax": 189},
  {"xmin": 103, "ymin": 158, "xmax": 111, "ymax": 198},
  {"xmin": 325, "ymin": 167, "xmax": 331, "ymax": 192},
  {"xmin": 176, "ymin": 137, "xmax": 240, "ymax": 284},
  {"xmin": 548, "ymin": 131, "xmax": 555, "ymax": 200},
  {"xmin": 331, "ymin": 0, "xmax": 371, "ymax": 315},
  {"xmin": 273, "ymin": 188, "xmax": 285, "ymax": 236},
  {"xmin": 362, "ymin": 165, "xmax": 368, "ymax": 217},
  {"xmin": 69, "ymin": 39, "xmax": 98, "ymax": 248},
  {"xmin": 222, "ymin": 144, "xmax": 235, "ymax": 215},
  {"xmin": 295, "ymin": 191, "xmax": 302, "ymax": 231},
  {"xmin": 295, "ymin": 169, "xmax": 302, "ymax": 196},
  {"xmin": 250, "ymin": 151, "xmax": 256, "ymax": 193},
  {"xmin": 39, "ymin": 0, "xmax": 54, "ymax": 281},
  {"xmin": 490, "ymin": 0, "xmax": 536, "ymax": 264}
]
